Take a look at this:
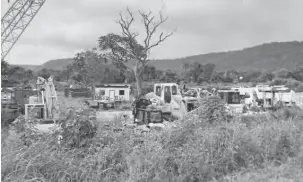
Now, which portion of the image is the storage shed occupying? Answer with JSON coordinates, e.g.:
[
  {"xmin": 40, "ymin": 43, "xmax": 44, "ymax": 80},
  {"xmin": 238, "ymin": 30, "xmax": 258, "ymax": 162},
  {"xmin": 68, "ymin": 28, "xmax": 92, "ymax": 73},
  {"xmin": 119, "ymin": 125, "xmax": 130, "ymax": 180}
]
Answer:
[{"xmin": 94, "ymin": 84, "xmax": 131, "ymax": 102}]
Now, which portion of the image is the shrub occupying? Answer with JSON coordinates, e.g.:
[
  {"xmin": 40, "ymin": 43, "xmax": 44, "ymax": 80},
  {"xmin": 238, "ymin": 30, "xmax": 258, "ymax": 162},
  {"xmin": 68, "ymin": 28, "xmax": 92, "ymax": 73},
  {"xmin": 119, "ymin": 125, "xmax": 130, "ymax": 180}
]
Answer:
[
  {"xmin": 58, "ymin": 108, "xmax": 97, "ymax": 148},
  {"xmin": 196, "ymin": 96, "xmax": 230, "ymax": 124},
  {"xmin": 274, "ymin": 107, "xmax": 303, "ymax": 120}
]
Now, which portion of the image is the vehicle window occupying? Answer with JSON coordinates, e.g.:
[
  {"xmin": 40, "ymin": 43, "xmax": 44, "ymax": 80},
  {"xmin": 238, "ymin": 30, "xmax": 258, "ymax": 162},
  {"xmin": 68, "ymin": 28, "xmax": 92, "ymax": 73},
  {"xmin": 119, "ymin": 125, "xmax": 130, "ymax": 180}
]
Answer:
[
  {"xmin": 164, "ymin": 86, "xmax": 172, "ymax": 103},
  {"xmin": 172, "ymin": 85, "xmax": 177, "ymax": 95},
  {"xmin": 164, "ymin": 86, "xmax": 170, "ymax": 93},
  {"xmin": 155, "ymin": 86, "xmax": 161, "ymax": 97}
]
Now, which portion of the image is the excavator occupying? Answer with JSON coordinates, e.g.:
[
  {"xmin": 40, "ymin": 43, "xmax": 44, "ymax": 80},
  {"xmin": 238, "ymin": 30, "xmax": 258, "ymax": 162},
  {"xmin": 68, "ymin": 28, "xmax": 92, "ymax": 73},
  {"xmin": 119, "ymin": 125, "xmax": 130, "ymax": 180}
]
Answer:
[
  {"xmin": 142, "ymin": 83, "xmax": 202, "ymax": 120},
  {"xmin": 1, "ymin": 0, "xmax": 59, "ymax": 132},
  {"xmin": 25, "ymin": 76, "xmax": 60, "ymax": 120},
  {"xmin": 21, "ymin": 77, "xmax": 60, "ymax": 133},
  {"xmin": 24, "ymin": 76, "xmax": 60, "ymax": 133}
]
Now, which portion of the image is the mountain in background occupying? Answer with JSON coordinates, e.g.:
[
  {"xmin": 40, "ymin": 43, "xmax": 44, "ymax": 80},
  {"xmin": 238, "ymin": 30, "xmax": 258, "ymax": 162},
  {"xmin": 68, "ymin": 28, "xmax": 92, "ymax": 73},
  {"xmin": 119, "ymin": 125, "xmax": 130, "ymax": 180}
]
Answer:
[
  {"xmin": 16, "ymin": 41, "xmax": 303, "ymax": 72},
  {"xmin": 150, "ymin": 41, "xmax": 303, "ymax": 72}
]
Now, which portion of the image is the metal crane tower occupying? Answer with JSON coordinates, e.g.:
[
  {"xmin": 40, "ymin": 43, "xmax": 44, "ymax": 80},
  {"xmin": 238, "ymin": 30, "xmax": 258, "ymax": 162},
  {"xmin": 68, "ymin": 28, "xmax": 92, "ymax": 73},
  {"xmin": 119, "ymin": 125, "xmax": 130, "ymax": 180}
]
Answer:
[{"xmin": 1, "ymin": 0, "xmax": 47, "ymax": 61}]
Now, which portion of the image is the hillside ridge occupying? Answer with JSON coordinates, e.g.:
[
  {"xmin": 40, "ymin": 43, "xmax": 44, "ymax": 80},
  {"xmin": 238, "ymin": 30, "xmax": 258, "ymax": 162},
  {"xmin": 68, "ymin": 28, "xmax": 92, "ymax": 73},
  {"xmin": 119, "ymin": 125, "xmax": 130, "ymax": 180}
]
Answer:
[{"xmin": 15, "ymin": 41, "xmax": 303, "ymax": 72}]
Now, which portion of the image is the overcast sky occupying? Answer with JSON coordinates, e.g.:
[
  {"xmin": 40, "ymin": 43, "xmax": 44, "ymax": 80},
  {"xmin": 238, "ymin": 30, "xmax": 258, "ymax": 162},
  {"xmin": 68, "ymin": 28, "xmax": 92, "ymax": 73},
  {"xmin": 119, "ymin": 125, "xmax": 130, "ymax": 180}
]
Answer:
[{"xmin": 1, "ymin": 0, "xmax": 303, "ymax": 65}]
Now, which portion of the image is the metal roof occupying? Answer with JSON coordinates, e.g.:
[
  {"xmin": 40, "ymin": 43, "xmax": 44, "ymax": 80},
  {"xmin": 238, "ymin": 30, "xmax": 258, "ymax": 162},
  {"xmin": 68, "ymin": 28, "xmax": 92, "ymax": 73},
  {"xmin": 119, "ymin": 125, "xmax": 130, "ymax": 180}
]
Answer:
[{"xmin": 95, "ymin": 84, "xmax": 131, "ymax": 88}]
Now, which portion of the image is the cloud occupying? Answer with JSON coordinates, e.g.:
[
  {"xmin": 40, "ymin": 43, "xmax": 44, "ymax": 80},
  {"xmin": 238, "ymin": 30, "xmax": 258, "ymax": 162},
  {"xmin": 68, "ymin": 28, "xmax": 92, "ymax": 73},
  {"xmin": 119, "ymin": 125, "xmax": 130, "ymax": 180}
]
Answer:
[{"xmin": 1, "ymin": 0, "xmax": 303, "ymax": 65}]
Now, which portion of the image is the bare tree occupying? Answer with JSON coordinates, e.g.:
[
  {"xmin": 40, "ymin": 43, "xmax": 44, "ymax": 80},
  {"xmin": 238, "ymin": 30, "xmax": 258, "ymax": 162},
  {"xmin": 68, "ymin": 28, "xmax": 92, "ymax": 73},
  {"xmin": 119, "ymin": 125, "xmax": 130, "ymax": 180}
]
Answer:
[{"xmin": 99, "ymin": 7, "xmax": 175, "ymax": 96}]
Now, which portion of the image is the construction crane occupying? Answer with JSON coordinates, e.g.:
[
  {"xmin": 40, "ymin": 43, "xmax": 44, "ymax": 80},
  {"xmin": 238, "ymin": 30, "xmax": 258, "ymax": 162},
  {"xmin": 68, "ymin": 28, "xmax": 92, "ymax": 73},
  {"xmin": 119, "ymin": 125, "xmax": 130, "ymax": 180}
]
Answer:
[
  {"xmin": 1, "ymin": 0, "xmax": 60, "ymax": 122},
  {"xmin": 1, "ymin": 0, "xmax": 47, "ymax": 61}
]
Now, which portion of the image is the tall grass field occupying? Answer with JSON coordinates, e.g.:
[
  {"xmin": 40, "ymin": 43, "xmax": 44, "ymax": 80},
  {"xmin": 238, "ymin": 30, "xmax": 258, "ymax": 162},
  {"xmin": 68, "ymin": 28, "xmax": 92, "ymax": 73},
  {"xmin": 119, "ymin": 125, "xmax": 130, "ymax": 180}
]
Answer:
[{"xmin": 1, "ymin": 96, "xmax": 303, "ymax": 182}]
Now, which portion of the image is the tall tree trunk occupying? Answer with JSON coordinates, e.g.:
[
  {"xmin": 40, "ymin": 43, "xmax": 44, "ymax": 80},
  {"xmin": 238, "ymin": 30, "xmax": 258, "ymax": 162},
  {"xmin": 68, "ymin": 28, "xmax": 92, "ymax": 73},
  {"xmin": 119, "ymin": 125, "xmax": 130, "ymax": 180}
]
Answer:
[
  {"xmin": 134, "ymin": 61, "xmax": 143, "ymax": 97},
  {"xmin": 135, "ymin": 72, "xmax": 142, "ymax": 97}
]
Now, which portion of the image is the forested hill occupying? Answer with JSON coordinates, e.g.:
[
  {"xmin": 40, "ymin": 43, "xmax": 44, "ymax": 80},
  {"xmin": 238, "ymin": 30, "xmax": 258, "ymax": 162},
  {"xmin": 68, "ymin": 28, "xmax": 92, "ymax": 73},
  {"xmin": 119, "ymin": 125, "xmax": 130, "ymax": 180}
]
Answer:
[
  {"xmin": 150, "ymin": 41, "xmax": 303, "ymax": 71},
  {"xmin": 17, "ymin": 41, "xmax": 303, "ymax": 72}
]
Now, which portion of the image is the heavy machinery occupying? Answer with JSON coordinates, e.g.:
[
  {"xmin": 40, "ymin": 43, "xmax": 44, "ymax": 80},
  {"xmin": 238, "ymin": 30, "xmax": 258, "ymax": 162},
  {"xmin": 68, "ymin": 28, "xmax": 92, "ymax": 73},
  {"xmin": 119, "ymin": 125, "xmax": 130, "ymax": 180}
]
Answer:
[
  {"xmin": 144, "ymin": 83, "xmax": 206, "ymax": 120},
  {"xmin": 1, "ymin": 1, "xmax": 60, "ymax": 132},
  {"xmin": 25, "ymin": 76, "xmax": 60, "ymax": 121},
  {"xmin": 181, "ymin": 87, "xmax": 213, "ymax": 111},
  {"xmin": 132, "ymin": 98, "xmax": 163, "ymax": 125},
  {"xmin": 217, "ymin": 89, "xmax": 244, "ymax": 114},
  {"xmin": 1, "ymin": 86, "xmax": 37, "ymax": 124},
  {"xmin": 253, "ymin": 85, "xmax": 296, "ymax": 110}
]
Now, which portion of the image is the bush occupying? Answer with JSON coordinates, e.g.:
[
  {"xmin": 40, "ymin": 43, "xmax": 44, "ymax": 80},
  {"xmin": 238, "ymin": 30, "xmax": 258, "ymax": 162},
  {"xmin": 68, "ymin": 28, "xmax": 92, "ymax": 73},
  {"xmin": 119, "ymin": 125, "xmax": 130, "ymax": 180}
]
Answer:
[
  {"xmin": 58, "ymin": 108, "xmax": 97, "ymax": 148},
  {"xmin": 196, "ymin": 96, "xmax": 230, "ymax": 124}
]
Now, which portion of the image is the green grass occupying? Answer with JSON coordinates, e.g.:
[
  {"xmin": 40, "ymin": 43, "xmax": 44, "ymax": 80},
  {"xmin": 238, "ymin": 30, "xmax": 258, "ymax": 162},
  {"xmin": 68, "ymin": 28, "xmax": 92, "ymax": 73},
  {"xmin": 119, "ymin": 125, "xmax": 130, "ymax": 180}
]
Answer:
[{"xmin": 1, "ymin": 103, "xmax": 303, "ymax": 181}]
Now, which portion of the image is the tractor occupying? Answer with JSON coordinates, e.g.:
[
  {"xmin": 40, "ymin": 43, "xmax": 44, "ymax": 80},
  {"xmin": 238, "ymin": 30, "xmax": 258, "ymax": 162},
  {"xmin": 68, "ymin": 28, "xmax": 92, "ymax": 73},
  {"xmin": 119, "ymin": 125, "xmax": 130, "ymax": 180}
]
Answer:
[{"xmin": 144, "ymin": 83, "xmax": 204, "ymax": 120}]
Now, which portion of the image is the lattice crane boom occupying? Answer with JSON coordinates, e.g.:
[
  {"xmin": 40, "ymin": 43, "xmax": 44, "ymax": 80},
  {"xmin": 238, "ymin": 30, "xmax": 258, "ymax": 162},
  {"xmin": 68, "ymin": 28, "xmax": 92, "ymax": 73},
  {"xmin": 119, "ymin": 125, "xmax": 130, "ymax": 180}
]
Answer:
[{"xmin": 1, "ymin": 0, "xmax": 47, "ymax": 61}]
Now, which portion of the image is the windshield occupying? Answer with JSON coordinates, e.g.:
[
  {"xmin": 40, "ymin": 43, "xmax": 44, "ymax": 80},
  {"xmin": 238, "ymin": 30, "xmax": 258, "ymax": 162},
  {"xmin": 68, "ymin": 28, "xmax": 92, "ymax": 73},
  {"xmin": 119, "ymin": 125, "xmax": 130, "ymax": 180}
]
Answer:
[{"xmin": 172, "ymin": 85, "xmax": 178, "ymax": 95}]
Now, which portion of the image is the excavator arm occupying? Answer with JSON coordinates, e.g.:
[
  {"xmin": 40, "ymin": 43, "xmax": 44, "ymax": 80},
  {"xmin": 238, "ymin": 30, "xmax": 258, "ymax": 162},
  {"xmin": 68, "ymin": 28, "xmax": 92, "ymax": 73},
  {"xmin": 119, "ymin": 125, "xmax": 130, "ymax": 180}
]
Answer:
[{"xmin": 37, "ymin": 76, "xmax": 60, "ymax": 119}]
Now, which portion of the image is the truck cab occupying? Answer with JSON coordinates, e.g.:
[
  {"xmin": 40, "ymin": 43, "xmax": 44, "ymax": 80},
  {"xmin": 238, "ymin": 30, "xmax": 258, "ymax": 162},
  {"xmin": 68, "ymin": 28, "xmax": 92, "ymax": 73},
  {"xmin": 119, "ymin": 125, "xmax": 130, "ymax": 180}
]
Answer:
[
  {"xmin": 153, "ymin": 83, "xmax": 181, "ymax": 104},
  {"xmin": 152, "ymin": 83, "xmax": 198, "ymax": 114},
  {"xmin": 217, "ymin": 89, "xmax": 243, "ymax": 113}
]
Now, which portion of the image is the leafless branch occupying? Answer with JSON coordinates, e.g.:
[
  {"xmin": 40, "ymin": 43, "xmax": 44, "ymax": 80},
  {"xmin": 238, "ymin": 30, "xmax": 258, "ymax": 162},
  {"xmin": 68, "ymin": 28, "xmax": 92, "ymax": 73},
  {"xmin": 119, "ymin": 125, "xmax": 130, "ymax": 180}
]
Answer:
[
  {"xmin": 118, "ymin": 8, "xmax": 138, "ymax": 39},
  {"xmin": 146, "ymin": 31, "xmax": 174, "ymax": 52},
  {"xmin": 139, "ymin": 8, "xmax": 174, "ymax": 62},
  {"xmin": 117, "ymin": 7, "xmax": 175, "ymax": 67}
]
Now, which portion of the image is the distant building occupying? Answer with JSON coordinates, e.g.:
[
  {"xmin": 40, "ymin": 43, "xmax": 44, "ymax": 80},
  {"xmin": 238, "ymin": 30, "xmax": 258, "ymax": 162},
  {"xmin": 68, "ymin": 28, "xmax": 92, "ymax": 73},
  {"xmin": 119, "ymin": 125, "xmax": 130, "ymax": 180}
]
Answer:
[{"xmin": 94, "ymin": 84, "xmax": 131, "ymax": 102}]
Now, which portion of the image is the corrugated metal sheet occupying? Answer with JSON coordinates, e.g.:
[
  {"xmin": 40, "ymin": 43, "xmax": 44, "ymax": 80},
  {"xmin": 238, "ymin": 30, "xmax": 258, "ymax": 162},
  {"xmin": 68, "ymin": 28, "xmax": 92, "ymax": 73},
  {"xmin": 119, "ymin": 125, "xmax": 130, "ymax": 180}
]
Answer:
[
  {"xmin": 1, "ymin": 75, "xmax": 8, "ymax": 81},
  {"xmin": 95, "ymin": 84, "xmax": 131, "ymax": 88}
]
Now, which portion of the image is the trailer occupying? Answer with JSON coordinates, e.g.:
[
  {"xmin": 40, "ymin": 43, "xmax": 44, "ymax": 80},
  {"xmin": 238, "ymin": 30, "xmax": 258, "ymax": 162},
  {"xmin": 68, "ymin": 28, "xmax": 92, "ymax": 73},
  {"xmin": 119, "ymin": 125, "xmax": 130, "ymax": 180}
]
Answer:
[
  {"xmin": 254, "ymin": 85, "xmax": 296, "ymax": 109},
  {"xmin": 87, "ymin": 84, "xmax": 132, "ymax": 109},
  {"xmin": 94, "ymin": 84, "xmax": 131, "ymax": 101}
]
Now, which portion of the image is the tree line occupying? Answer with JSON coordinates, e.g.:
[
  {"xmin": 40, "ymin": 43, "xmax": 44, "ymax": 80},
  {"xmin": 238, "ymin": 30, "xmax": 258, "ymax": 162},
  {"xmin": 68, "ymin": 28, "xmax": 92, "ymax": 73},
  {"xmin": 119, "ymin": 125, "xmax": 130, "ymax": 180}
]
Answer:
[
  {"xmin": 3, "ymin": 58, "xmax": 303, "ymax": 91},
  {"xmin": 2, "ymin": 7, "xmax": 303, "ymax": 94}
]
